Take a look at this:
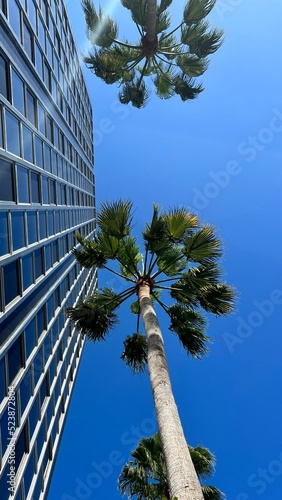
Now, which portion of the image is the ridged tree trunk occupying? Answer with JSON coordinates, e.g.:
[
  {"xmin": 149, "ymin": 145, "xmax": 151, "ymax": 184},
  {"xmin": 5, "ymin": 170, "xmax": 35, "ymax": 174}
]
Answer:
[
  {"xmin": 138, "ymin": 283, "xmax": 204, "ymax": 500},
  {"xmin": 146, "ymin": 0, "xmax": 157, "ymax": 42}
]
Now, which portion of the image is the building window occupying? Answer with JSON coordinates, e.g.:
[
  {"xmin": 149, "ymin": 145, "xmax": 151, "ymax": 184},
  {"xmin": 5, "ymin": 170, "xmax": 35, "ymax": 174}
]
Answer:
[
  {"xmin": 20, "ymin": 368, "xmax": 32, "ymax": 416},
  {"xmin": 49, "ymin": 179, "xmax": 56, "ymax": 204},
  {"xmin": 26, "ymin": 89, "xmax": 36, "ymax": 125},
  {"xmin": 4, "ymin": 259, "xmax": 20, "ymax": 305},
  {"xmin": 44, "ymin": 144, "xmax": 51, "ymax": 172},
  {"xmin": 0, "ymin": 356, "xmax": 6, "ymax": 402},
  {"xmin": 35, "ymin": 42, "xmax": 43, "ymax": 79},
  {"xmin": 5, "ymin": 111, "xmax": 20, "ymax": 156},
  {"xmin": 0, "ymin": 54, "xmax": 8, "ymax": 99},
  {"xmin": 0, "ymin": 158, "xmax": 14, "ymax": 201},
  {"xmin": 31, "ymin": 171, "xmax": 40, "ymax": 203},
  {"xmin": 17, "ymin": 166, "xmax": 30, "ymax": 203},
  {"xmin": 23, "ymin": 21, "xmax": 34, "ymax": 61},
  {"xmin": 11, "ymin": 69, "xmax": 25, "ymax": 115},
  {"xmin": 24, "ymin": 318, "xmax": 36, "ymax": 358},
  {"xmin": 22, "ymin": 252, "xmax": 33, "ymax": 290},
  {"xmin": 0, "ymin": 212, "xmax": 9, "ymax": 255},
  {"xmin": 42, "ymin": 175, "xmax": 48, "ymax": 204},
  {"xmin": 22, "ymin": 125, "xmax": 34, "ymax": 163},
  {"xmin": 24, "ymin": 451, "xmax": 36, "ymax": 498},
  {"xmin": 11, "ymin": 211, "xmax": 25, "ymax": 250},
  {"xmin": 28, "ymin": 395, "xmax": 39, "ymax": 438},
  {"xmin": 34, "ymin": 246, "xmax": 43, "ymax": 279},
  {"xmin": 27, "ymin": 0, "xmax": 36, "ymax": 31},
  {"xmin": 8, "ymin": 0, "xmax": 21, "ymax": 39},
  {"xmin": 33, "ymin": 346, "xmax": 43, "ymax": 385},
  {"xmin": 35, "ymin": 136, "xmax": 43, "ymax": 169},
  {"xmin": 27, "ymin": 211, "xmax": 38, "ymax": 244},
  {"xmin": 7, "ymin": 335, "xmax": 23, "ymax": 384},
  {"xmin": 39, "ymin": 210, "xmax": 47, "ymax": 239}
]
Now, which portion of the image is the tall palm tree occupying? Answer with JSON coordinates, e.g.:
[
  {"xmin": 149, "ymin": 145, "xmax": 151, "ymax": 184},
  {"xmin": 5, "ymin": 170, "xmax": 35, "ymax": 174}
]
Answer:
[
  {"xmin": 118, "ymin": 433, "xmax": 225, "ymax": 500},
  {"xmin": 82, "ymin": 0, "xmax": 223, "ymax": 107},
  {"xmin": 67, "ymin": 200, "xmax": 235, "ymax": 500}
]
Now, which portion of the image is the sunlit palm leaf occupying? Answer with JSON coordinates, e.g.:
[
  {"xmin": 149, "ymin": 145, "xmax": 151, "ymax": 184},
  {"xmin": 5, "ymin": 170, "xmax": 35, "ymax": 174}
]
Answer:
[
  {"xmin": 156, "ymin": 246, "xmax": 187, "ymax": 276},
  {"xmin": 143, "ymin": 204, "xmax": 166, "ymax": 252},
  {"xmin": 181, "ymin": 21, "xmax": 209, "ymax": 46},
  {"xmin": 202, "ymin": 485, "xmax": 225, "ymax": 500},
  {"xmin": 184, "ymin": 0, "xmax": 217, "ymax": 24},
  {"xmin": 121, "ymin": 0, "xmax": 147, "ymax": 30},
  {"xmin": 82, "ymin": 0, "xmax": 118, "ymax": 47},
  {"xmin": 121, "ymin": 333, "xmax": 148, "ymax": 373},
  {"xmin": 181, "ymin": 263, "xmax": 223, "ymax": 288},
  {"xmin": 97, "ymin": 232, "xmax": 120, "ymax": 259},
  {"xmin": 72, "ymin": 233, "xmax": 108, "ymax": 268},
  {"xmin": 177, "ymin": 54, "xmax": 209, "ymax": 77},
  {"xmin": 159, "ymin": 0, "xmax": 173, "ymax": 14},
  {"xmin": 184, "ymin": 225, "xmax": 222, "ymax": 264},
  {"xmin": 189, "ymin": 446, "xmax": 215, "ymax": 478},
  {"xmin": 97, "ymin": 199, "xmax": 134, "ymax": 238},
  {"xmin": 188, "ymin": 28, "xmax": 224, "ymax": 58},
  {"xmin": 66, "ymin": 289, "xmax": 120, "ymax": 341},
  {"xmin": 118, "ymin": 236, "xmax": 142, "ymax": 278},
  {"xmin": 153, "ymin": 71, "xmax": 175, "ymax": 99},
  {"xmin": 162, "ymin": 208, "xmax": 198, "ymax": 242}
]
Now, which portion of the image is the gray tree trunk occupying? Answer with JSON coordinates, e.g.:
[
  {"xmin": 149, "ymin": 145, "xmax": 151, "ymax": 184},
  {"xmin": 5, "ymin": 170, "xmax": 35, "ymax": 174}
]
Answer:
[
  {"xmin": 138, "ymin": 283, "xmax": 204, "ymax": 500},
  {"xmin": 146, "ymin": 0, "xmax": 157, "ymax": 42}
]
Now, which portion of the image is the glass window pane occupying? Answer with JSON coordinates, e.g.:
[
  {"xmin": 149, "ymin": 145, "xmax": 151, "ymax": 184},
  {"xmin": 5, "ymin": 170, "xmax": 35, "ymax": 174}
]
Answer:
[
  {"xmin": 39, "ymin": 210, "xmax": 47, "ymax": 239},
  {"xmin": 24, "ymin": 452, "xmax": 35, "ymax": 498},
  {"xmin": 35, "ymin": 136, "xmax": 43, "ymax": 168},
  {"xmin": 44, "ymin": 144, "xmax": 51, "ymax": 171},
  {"xmin": 42, "ymin": 176, "xmax": 48, "ymax": 204},
  {"xmin": 34, "ymin": 247, "xmax": 43, "ymax": 279},
  {"xmin": 27, "ymin": 211, "xmax": 38, "ymax": 244},
  {"xmin": 25, "ymin": 319, "xmax": 36, "ymax": 358},
  {"xmin": 0, "ymin": 55, "xmax": 8, "ymax": 99},
  {"xmin": 29, "ymin": 396, "xmax": 39, "ymax": 438},
  {"xmin": 50, "ymin": 179, "xmax": 56, "ymax": 204},
  {"xmin": 23, "ymin": 22, "xmax": 33, "ymax": 61},
  {"xmin": 17, "ymin": 166, "xmax": 30, "ymax": 203},
  {"xmin": 22, "ymin": 252, "xmax": 33, "ymax": 290},
  {"xmin": 8, "ymin": 0, "xmax": 21, "ymax": 39},
  {"xmin": 20, "ymin": 368, "xmax": 32, "ymax": 416},
  {"xmin": 27, "ymin": 0, "xmax": 36, "ymax": 31},
  {"xmin": 6, "ymin": 111, "xmax": 20, "ymax": 156},
  {"xmin": 0, "ymin": 212, "xmax": 9, "ymax": 255},
  {"xmin": 4, "ymin": 259, "xmax": 19, "ymax": 305},
  {"xmin": 33, "ymin": 346, "xmax": 43, "ymax": 385},
  {"xmin": 11, "ymin": 211, "xmax": 25, "ymax": 250},
  {"xmin": 15, "ymin": 425, "xmax": 27, "ymax": 470},
  {"xmin": 37, "ymin": 15, "xmax": 45, "ymax": 49},
  {"xmin": 48, "ymin": 210, "xmax": 54, "ymax": 235},
  {"xmin": 37, "ymin": 104, "xmax": 45, "ymax": 134},
  {"xmin": 22, "ymin": 125, "xmax": 34, "ymax": 163},
  {"xmin": 45, "ymin": 242, "xmax": 51, "ymax": 269},
  {"xmin": 35, "ymin": 42, "xmax": 43, "ymax": 79},
  {"xmin": 0, "ymin": 357, "xmax": 6, "ymax": 402},
  {"xmin": 0, "ymin": 159, "xmax": 14, "ymax": 201},
  {"xmin": 26, "ymin": 90, "xmax": 36, "ymax": 125},
  {"xmin": 31, "ymin": 171, "xmax": 40, "ymax": 203},
  {"xmin": 12, "ymin": 69, "xmax": 25, "ymax": 115},
  {"xmin": 7, "ymin": 335, "xmax": 23, "ymax": 384}
]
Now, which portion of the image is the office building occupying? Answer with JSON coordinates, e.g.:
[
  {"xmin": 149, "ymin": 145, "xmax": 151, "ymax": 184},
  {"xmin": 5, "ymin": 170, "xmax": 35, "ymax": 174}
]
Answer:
[{"xmin": 0, "ymin": 0, "xmax": 96, "ymax": 498}]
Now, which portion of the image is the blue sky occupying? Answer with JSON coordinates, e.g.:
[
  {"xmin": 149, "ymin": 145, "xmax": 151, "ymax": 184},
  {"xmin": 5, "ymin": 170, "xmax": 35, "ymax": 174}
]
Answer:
[{"xmin": 48, "ymin": 1, "xmax": 282, "ymax": 499}]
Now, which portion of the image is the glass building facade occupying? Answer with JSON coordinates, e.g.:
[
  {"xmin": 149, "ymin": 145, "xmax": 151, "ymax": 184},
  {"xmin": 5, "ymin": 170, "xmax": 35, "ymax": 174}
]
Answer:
[{"xmin": 0, "ymin": 0, "xmax": 96, "ymax": 498}]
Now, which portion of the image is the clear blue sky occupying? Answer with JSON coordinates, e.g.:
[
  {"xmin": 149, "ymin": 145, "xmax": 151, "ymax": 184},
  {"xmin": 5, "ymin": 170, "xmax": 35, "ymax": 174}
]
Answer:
[{"xmin": 49, "ymin": 1, "xmax": 282, "ymax": 499}]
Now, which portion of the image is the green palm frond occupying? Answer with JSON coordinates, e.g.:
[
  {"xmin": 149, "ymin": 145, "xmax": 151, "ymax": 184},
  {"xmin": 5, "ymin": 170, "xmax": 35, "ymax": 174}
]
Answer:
[
  {"xmin": 181, "ymin": 263, "xmax": 224, "ymax": 289},
  {"xmin": 72, "ymin": 233, "xmax": 108, "ymax": 268},
  {"xmin": 153, "ymin": 71, "xmax": 175, "ymax": 99},
  {"xmin": 188, "ymin": 28, "xmax": 224, "ymax": 58},
  {"xmin": 66, "ymin": 289, "xmax": 120, "ymax": 341},
  {"xmin": 155, "ymin": 10, "xmax": 171, "ymax": 34},
  {"xmin": 82, "ymin": 0, "xmax": 118, "ymax": 47},
  {"xmin": 184, "ymin": 0, "xmax": 217, "ymax": 24},
  {"xmin": 184, "ymin": 225, "xmax": 222, "ymax": 264},
  {"xmin": 162, "ymin": 208, "xmax": 199, "ymax": 242},
  {"xmin": 181, "ymin": 21, "xmax": 209, "ymax": 46},
  {"xmin": 177, "ymin": 54, "xmax": 209, "ymax": 77},
  {"xmin": 156, "ymin": 246, "xmax": 187, "ymax": 277},
  {"xmin": 121, "ymin": 333, "xmax": 148, "ymax": 373},
  {"xmin": 158, "ymin": 0, "xmax": 173, "ymax": 14},
  {"xmin": 121, "ymin": 0, "xmax": 147, "ymax": 30},
  {"xmin": 119, "ymin": 80, "xmax": 150, "ymax": 108},
  {"xmin": 84, "ymin": 46, "xmax": 136, "ymax": 84},
  {"xmin": 118, "ymin": 236, "xmax": 142, "ymax": 278},
  {"xmin": 96, "ymin": 232, "xmax": 120, "ymax": 259},
  {"xmin": 168, "ymin": 304, "xmax": 209, "ymax": 358},
  {"xmin": 189, "ymin": 446, "xmax": 215, "ymax": 478},
  {"xmin": 174, "ymin": 74, "xmax": 204, "ymax": 101},
  {"xmin": 198, "ymin": 283, "xmax": 235, "ymax": 315},
  {"xmin": 97, "ymin": 199, "xmax": 134, "ymax": 239},
  {"xmin": 143, "ymin": 204, "xmax": 166, "ymax": 253},
  {"xmin": 202, "ymin": 485, "xmax": 225, "ymax": 500}
]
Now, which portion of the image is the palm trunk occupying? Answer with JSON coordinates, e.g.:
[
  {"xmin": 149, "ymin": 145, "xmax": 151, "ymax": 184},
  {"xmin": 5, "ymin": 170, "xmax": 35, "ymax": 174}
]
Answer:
[
  {"xmin": 146, "ymin": 0, "xmax": 157, "ymax": 42},
  {"xmin": 138, "ymin": 283, "xmax": 204, "ymax": 500}
]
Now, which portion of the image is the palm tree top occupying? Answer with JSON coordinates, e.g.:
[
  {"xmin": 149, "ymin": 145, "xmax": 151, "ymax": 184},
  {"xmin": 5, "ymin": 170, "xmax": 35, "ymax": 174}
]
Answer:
[
  {"xmin": 81, "ymin": 0, "xmax": 223, "ymax": 107},
  {"xmin": 67, "ymin": 200, "xmax": 235, "ymax": 371}
]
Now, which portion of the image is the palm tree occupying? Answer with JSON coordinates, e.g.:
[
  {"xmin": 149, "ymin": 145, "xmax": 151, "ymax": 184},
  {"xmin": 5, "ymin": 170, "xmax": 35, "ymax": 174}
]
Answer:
[
  {"xmin": 67, "ymin": 200, "xmax": 235, "ymax": 500},
  {"xmin": 82, "ymin": 0, "xmax": 223, "ymax": 107},
  {"xmin": 118, "ymin": 433, "xmax": 225, "ymax": 500}
]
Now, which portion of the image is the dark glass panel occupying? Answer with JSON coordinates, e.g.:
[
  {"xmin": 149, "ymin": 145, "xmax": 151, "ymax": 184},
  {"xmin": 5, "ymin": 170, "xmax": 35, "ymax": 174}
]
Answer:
[
  {"xmin": 50, "ymin": 179, "xmax": 56, "ymax": 204},
  {"xmin": 4, "ymin": 259, "xmax": 19, "ymax": 305},
  {"xmin": 0, "ymin": 55, "xmax": 8, "ymax": 98},
  {"xmin": 0, "ymin": 357, "xmax": 6, "ymax": 402},
  {"xmin": 34, "ymin": 247, "xmax": 43, "ymax": 279},
  {"xmin": 37, "ymin": 103, "xmax": 45, "ymax": 135},
  {"xmin": 35, "ymin": 136, "xmax": 43, "ymax": 169},
  {"xmin": 39, "ymin": 210, "xmax": 47, "ymax": 239},
  {"xmin": 35, "ymin": 42, "xmax": 43, "ymax": 79},
  {"xmin": 44, "ymin": 143, "xmax": 51, "ymax": 171},
  {"xmin": 29, "ymin": 396, "xmax": 39, "ymax": 438},
  {"xmin": 22, "ymin": 252, "xmax": 33, "ymax": 290},
  {"xmin": 0, "ymin": 212, "xmax": 9, "ymax": 255},
  {"xmin": 20, "ymin": 368, "xmax": 32, "ymax": 415},
  {"xmin": 48, "ymin": 210, "xmax": 54, "ymax": 235},
  {"xmin": 5, "ymin": 111, "xmax": 20, "ymax": 156},
  {"xmin": 27, "ymin": 0, "xmax": 36, "ymax": 31},
  {"xmin": 8, "ymin": 0, "xmax": 21, "ymax": 39},
  {"xmin": 11, "ymin": 211, "xmax": 25, "ymax": 250},
  {"xmin": 17, "ymin": 166, "xmax": 29, "ymax": 203},
  {"xmin": 24, "ymin": 451, "xmax": 35, "ymax": 498},
  {"xmin": 33, "ymin": 346, "xmax": 43, "ymax": 385},
  {"xmin": 27, "ymin": 211, "xmax": 38, "ymax": 244},
  {"xmin": 26, "ymin": 90, "xmax": 36, "ymax": 125},
  {"xmin": 23, "ymin": 21, "xmax": 33, "ymax": 61},
  {"xmin": 7, "ymin": 335, "xmax": 23, "ymax": 384},
  {"xmin": 24, "ymin": 318, "xmax": 36, "ymax": 358},
  {"xmin": 22, "ymin": 125, "xmax": 34, "ymax": 163},
  {"xmin": 31, "ymin": 171, "xmax": 40, "ymax": 203},
  {"xmin": 42, "ymin": 175, "xmax": 48, "ymax": 204}
]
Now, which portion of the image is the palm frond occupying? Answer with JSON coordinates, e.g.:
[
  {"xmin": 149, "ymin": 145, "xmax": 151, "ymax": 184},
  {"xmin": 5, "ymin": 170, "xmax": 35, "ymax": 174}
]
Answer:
[
  {"xmin": 177, "ymin": 54, "xmax": 209, "ymax": 77},
  {"xmin": 96, "ymin": 232, "xmax": 120, "ymax": 259},
  {"xmin": 66, "ymin": 289, "xmax": 120, "ymax": 341},
  {"xmin": 184, "ymin": 225, "xmax": 222, "ymax": 264},
  {"xmin": 198, "ymin": 283, "xmax": 235, "ymax": 316},
  {"xmin": 188, "ymin": 28, "xmax": 224, "ymax": 58},
  {"xmin": 181, "ymin": 264, "xmax": 224, "ymax": 289},
  {"xmin": 189, "ymin": 446, "xmax": 215, "ymax": 478},
  {"xmin": 153, "ymin": 71, "xmax": 175, "ymax": 99},
  {"xmin": 202, "ymin": 485, "xmax": 225, "ymax": 500},
  {"xmin": 121, "ymin": 0, "xmax": 147, "ymax": 31},
  {"xmin": 181, "ymin": 21, "xmax": 209, "ymax": 46},
  {"xmin": 121, "ymin": 333, "xmax": 148, "ymax": 373},
  {"xmin": 168, "ymin": 304, "xmax": 209, "ymax": 358},
  {"xmin": 143, "ymin": 204, "xmax": 166, "ymax": 253},
  {"xmin": 156, "ymin": 246, "xmax": 187, "ymax": 277},
  {"xmin": 118, "ymin": 236, "xmax": 142, "ymax": 278},
  {"xmin": 174, "ymin": 74, "xmax": 204, "ymax": 101},
  {"xmin": 162, "ymin": 208, "xmax": 199, "ymax": 242},
  {"xmin": 72, "ymin": 232, "xmax": 108, "ymax": 268},
  {"xmin": 82, "ymin": 0, "xmax": 118, "ymax": 47},
  {"xmin": 97, "ymin": 199, "xmax": 134, "ymax": 238},
  {"xmin": 119, "ymin": 80, "xmax": 150, "ymax": 108},
  {"xmin": 184, "ymin": 0, "xmax": 217, "ymax": 24},
  {"xmin": 159, "ymin": 0, "xmax": 173, "ymax": 14}
]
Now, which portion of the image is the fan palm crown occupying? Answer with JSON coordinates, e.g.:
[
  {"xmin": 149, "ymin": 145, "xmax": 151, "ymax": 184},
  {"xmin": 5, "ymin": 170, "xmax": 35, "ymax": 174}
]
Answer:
[
  {"xmin": 67, "ymin": 200, "xmax": 235, "ymax": 500},
  {"xmin": 82, "ymin": 0, "xmax": 223, "ymax": 107}
]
